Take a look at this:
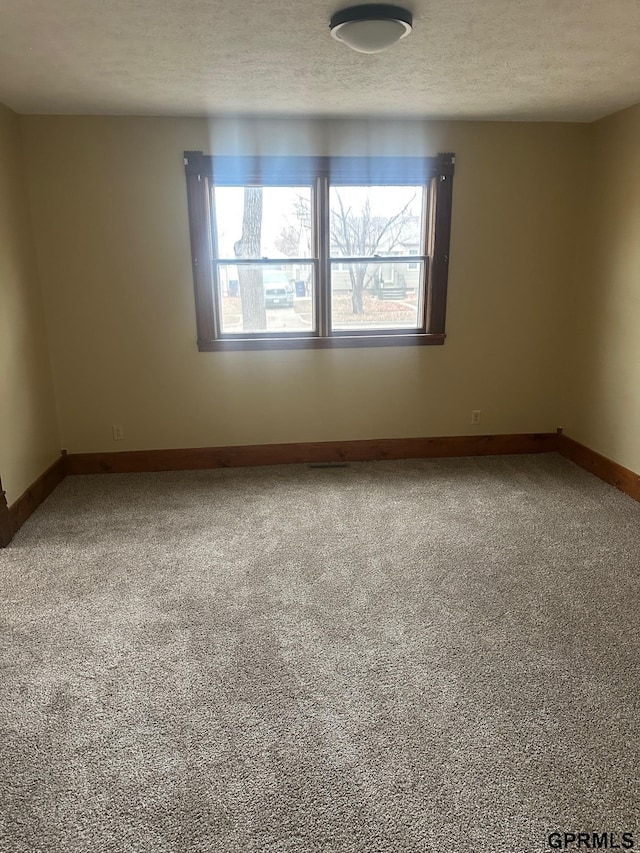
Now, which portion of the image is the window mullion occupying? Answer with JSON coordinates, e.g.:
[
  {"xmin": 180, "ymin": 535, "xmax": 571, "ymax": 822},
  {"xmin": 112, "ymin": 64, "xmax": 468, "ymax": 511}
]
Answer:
[{"xmin": 316, "ymin": 176, "xmax": 330, "ymax": 337}]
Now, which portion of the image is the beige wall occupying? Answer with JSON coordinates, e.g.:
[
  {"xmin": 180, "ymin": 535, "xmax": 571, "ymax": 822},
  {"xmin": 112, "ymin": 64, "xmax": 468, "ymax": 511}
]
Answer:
[
  {"xmin": 20, "ymin": 115, "xmax": 588, "ymax": 454},
  {"xmin": 0, "ymin": 103, "xmax": 60, "ymax": 505},
  {"xmin": 561, "ymin": 104, "xmax": 640, "ymax": 474}
]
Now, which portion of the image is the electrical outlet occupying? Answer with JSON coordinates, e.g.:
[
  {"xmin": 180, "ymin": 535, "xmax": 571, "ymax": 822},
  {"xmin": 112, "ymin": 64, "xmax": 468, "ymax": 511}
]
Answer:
[
  {"xmin": 471, "ymin": 410, "xmax": 481, "ymax": 425},
  {"xmin": 112, "ymin": 425, "xmax": 124, "ymax": 441}
]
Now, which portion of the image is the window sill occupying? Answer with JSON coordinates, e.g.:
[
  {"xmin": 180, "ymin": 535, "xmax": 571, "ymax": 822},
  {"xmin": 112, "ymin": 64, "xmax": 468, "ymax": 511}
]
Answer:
[{"xmin": 198, "ymin": 333, "xmax": 446, "ymax": 351}]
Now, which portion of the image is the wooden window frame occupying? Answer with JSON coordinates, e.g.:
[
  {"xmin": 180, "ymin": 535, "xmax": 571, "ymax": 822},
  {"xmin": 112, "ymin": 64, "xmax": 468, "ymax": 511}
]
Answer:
[{"xmin": 184, "ymin": 151, "xmax": 455, "ymax": 351}]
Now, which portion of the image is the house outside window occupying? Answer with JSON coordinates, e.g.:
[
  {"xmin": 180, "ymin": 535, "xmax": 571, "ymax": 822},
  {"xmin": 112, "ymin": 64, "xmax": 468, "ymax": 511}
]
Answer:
[{"xmin": 184, "ymin": 151, "xmax": 455, "ymax": 350}]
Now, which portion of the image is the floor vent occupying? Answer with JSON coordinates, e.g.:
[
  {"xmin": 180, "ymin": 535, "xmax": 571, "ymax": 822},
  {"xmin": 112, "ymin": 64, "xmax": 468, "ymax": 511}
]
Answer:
[{"xmin": 308, "ymin": 462, "xmax": 350, "ymax": 469}]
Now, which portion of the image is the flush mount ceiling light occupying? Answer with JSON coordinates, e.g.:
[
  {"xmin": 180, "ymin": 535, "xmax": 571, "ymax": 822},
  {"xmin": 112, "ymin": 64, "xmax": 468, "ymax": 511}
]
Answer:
[{"xmin": 330, "ymin": 4, "xmax": 413, "ymax": 53}]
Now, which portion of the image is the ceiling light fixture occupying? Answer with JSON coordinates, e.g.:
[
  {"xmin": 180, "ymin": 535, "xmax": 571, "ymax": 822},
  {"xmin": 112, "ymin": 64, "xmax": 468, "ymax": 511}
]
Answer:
[{"xmin": 330, "ymin": 4, "xmax": 413, "ymax": 54}]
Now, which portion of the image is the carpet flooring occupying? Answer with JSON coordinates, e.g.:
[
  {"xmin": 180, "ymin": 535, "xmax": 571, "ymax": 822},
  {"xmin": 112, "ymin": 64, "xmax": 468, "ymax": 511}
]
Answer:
[{"xmin": 1, "ymin": 453, "xmax": 639, "ymax": 852}]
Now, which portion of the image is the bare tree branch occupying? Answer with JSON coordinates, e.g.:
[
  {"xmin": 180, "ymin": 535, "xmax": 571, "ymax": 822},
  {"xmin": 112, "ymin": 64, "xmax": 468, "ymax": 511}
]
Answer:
[{"xmin": 329, "ymin": 188, "xmax": 419, "ymax": 314}]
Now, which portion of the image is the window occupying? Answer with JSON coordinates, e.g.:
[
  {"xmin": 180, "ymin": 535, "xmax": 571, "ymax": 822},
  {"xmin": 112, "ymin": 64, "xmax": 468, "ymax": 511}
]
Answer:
[{"xmin": 184, "ymin": 151, "xmax": 455, "ymax": 350}]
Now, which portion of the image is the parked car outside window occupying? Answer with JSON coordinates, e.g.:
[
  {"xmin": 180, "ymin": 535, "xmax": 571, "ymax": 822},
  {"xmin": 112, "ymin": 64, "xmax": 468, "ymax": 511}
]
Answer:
[{"xmin": 263, "ymin": 270, "xmax": 294, "ymax": 308}]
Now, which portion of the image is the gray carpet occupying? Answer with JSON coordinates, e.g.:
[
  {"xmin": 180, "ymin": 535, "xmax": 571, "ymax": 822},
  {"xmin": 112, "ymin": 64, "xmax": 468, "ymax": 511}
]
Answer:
[{"xmin": 1, "ymin": 454, "xmax": 639, "ymax": 852}]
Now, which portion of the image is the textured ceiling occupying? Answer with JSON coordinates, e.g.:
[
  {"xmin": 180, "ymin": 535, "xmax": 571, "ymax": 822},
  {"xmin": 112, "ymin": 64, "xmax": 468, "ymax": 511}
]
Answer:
[{"xmin": 1, "ymin": 0, "xmax": 640, "ymax": 121}]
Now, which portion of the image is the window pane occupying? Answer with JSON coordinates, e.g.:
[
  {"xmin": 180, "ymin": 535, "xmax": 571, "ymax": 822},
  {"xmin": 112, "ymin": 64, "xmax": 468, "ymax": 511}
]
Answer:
[
  {"xmin": 217, "ymin": 264, "xmax": 314, "ymax": 334},
  {"xmin": 330, "ymin": 186, "xmax": 423, "ymax": 258},
  {"xmin": 331, "ymin": 260, "xmax": 423, "ymax": 331},
  {"xmin": 213, "ymin": 186, "xmax": 313, "ymax": 259}
]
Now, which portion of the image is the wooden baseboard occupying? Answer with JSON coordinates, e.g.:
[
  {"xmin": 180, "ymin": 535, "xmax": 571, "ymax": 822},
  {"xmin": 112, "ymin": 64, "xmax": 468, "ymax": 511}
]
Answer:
[
  {"xmin": 0, "ymin": 456, "xmax": 67, "ymax": 547},
  {"xmin": 558, "ymin": 433, "xmax": 640, "ymax": 502},
  {"xmin": 66, "ymin": 432, "xmax": 558, "ymax": 475},
  {"xmin": 0, "ymin": 478, "xmax": 11, "ymax": 547}
]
